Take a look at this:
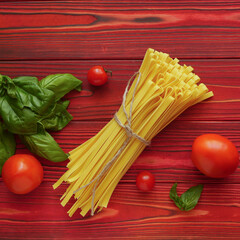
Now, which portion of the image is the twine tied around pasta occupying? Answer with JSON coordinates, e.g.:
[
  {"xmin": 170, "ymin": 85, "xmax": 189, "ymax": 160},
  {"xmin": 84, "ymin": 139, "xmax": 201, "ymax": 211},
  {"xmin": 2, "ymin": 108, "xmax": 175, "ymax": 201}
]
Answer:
[
  {"xmin": 114, "ymin": 71, "xmax": 150, "ymax": 146},
  {"xmin": 74, "ymin": 71, "xmax": 150, "ymax": 216}
]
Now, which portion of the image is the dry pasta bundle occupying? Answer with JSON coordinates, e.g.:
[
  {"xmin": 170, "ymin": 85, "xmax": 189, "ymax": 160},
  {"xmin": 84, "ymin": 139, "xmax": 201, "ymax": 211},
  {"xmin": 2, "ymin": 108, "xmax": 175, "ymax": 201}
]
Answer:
[{"xmin": 53, "ymin": 48, "xmax": 213, "ymax": 217}]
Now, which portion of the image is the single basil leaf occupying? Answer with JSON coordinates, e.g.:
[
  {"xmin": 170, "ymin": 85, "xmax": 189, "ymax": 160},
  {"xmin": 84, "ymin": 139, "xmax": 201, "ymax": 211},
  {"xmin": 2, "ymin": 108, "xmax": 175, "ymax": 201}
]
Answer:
[
  {"xmin": 170, "ymin": 183, "xmax": 203, "ymax": 211},
  {"xmin": 40, "ymin": 100, "xmax": 73, "ymax": 131},
  {"xmin": 39, "ymin": 74, "xmax": 82, "ymax": 101},
  {"xmin": 169, "ymin": 183, "xmax": 184, "ymax": 210},
  {"xmin": 0, "ymin": 122, "xmax": 16, "ymax": 175},
  {"xmin": 0, "ymin": 95, "xmax": 38, "ymax": 134},
  {"xmin": 170, "ymin": 183, "xmax": 179, "ymax": 200},
  {"xmin": 19, "ymin": 124, "xmax": 68, "ymax": 162},
  {"xmin": 180, "ymin": 184, "xmax": 203, "ymax": 211},
  {"xmin": 12, "ymin": 76, "xmax": 56, "ymax": 115}
]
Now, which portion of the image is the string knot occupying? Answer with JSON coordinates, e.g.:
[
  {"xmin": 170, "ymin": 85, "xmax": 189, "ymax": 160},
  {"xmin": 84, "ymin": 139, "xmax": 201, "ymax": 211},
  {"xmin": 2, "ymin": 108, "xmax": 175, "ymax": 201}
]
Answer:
[{"xmin": 114, "ymin": 113, "xmax": 150, "ymax": 146}]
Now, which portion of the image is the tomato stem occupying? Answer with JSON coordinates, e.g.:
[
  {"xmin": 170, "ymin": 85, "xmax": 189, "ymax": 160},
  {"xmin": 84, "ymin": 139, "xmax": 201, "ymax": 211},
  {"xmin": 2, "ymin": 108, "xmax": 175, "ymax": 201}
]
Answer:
[{"xmin": 104, "ymin": 68, "xmax": 112, "ymax": 76}]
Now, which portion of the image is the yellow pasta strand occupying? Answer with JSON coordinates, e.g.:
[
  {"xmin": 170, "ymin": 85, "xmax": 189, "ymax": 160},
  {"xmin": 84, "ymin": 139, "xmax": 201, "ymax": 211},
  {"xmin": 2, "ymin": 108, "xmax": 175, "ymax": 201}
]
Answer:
[{"xmin": 53, "ymin": 48, "xmax": 213, "ymax": 217}]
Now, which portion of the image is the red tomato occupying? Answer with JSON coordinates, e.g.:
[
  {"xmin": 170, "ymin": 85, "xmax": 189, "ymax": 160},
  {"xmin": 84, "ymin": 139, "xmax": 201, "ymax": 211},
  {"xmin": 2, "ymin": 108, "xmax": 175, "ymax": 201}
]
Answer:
[
  {"xmin": 2, "ymin": 154, "xmax": 43, "ymax": 194},
  {"xmin": 191, "ymin": 134, "xmax": 239, "ymax": 178},
  {"xmin": 136, "ymin": 171, "xmax": 155, "ymax": 192},
  {"xmin": 87, "ymin": 66, "xmax": 111, "ymax": 86}
]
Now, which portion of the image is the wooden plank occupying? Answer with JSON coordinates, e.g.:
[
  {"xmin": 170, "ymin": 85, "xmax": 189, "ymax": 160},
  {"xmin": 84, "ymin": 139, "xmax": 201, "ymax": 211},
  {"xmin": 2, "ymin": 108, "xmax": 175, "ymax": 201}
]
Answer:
[
  {"xmin": 0, "ymin": 1, "xmax": 240, "ymax": 60},
  {"xmin": 0, "ymin": 59, "xmax": 239, "ymax": 121},
  {"xmin": 2, "ymin": 0, "xmax": 240, "ymax": 5},
  {"xmin": 0, "ymin": 181, "xmax": 240, "ymax": 239}
]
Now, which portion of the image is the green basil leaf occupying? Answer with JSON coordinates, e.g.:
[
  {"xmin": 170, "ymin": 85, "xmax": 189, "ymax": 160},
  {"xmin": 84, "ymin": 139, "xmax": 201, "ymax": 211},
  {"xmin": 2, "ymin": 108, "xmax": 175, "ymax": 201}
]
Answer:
[
  {"xmin": 170, "ymin": 183, "xmax": 179, "ymax": 200},
  {"xmin": 39, "ymin": 74, "xmax": 82, "ymax": 101},
  {"xmin": 0, "ymin": 122, "xmax": 16, "ymax": 175},
  {"xmin": 170, "ymin": 183, "xmax": 203, "ymax": 211},
  {"xmin": 0, "ymin": 95, "xmax": 38, "ymax": 134},
  {"xmin": 12, "ymin": 76, "xmax": 56, "ymax": 115},
  {"xmin": 19, "ymin": 124, "xmax": 68, "ymax": 162},
  {"xmin": 169, "ymin": 183, "xmax": 184, "ymax": 210},
  {"xmin": 180, "ymin": 184, "xmax": 203, "ymax": 211},
  {"xmin": 40, "ymin": 100, "xmax": 72, "ymax": 131}
]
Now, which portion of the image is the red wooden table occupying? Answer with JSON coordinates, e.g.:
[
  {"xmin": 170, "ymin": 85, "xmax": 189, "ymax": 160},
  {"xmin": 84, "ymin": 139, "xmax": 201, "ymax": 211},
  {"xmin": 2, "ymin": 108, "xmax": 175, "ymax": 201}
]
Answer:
[{"xmin": 0, "ymin": 1, "xmax": 240, "ymax": 239}]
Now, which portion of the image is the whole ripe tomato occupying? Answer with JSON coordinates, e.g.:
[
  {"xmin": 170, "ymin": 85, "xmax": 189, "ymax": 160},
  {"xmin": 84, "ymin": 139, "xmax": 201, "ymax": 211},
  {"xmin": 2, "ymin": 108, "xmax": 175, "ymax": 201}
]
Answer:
[
  {"xmin": 191, "ymin": 134, "xmax": 239, "ymax": 178},
  {"xmin": 136, "ymin": 171, "xmax": 155, "ymax": 192},
  {"xmin": 87, "ymin": 66, "xmax": 111, "ymax": 86},
  {"xmin": 2, "ymin": 154, "xmax": 43, "ymax": 194}
]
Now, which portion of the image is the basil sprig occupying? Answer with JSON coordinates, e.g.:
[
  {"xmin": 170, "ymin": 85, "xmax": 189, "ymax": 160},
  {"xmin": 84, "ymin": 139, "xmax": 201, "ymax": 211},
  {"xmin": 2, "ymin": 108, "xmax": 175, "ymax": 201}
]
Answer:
[
  {"xmin": 0, "ymin": 73, "xmax": 82, "ymax": 173},
  {"xmin": 170, "ymin": 183, "xmax": 203, "ymax": 211}
]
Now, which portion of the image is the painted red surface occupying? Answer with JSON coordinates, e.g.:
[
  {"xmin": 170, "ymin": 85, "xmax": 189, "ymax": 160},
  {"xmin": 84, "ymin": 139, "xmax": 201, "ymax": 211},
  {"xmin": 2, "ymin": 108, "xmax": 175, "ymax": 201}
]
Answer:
[{"xmin": 0, "ymin": 1, "xmax": 240, "ymax": 239}]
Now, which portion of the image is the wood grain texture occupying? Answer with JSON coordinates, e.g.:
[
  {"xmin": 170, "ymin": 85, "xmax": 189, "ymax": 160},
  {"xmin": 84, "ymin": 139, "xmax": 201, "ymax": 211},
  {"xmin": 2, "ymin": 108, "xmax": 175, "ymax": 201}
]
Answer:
[
  {"xmin": 0, "ymin": 1, "xmax": 240, "ymax": 60},
  {"xmin": 0, "ymin": 181, "xmax": 240, "ymax": 239},
  {"xmin": 0, "ymin": 1, "xmax": 240, "ymax": 239}
]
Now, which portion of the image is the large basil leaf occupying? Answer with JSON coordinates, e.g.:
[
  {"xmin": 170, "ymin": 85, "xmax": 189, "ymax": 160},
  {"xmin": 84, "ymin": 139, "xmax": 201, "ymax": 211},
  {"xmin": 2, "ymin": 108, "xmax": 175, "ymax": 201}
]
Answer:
[
  {"xmin": 40, "ymin": 100, "xmax": 73, "ymax": 131},
  {"xmin": 19, "ymin": 124, "xmax": 68, "ymax": 162},
  {"xmin": 12, "ymin": 76, "xmax": 56, "ymax": 115},
  {"xmin": 180, "ymin": 184, "xmax": 203, "ymax": 211},
  {"xmin": 39, "ymin": 74, "xmax": 82, "ymax": 101},
  {"xmin": 0, "ymin": 122, "xmax": 16, "ymax": 175},
  {"xmin": 0, "ymin": 95, "xmax": 38, "ymax": 134}
]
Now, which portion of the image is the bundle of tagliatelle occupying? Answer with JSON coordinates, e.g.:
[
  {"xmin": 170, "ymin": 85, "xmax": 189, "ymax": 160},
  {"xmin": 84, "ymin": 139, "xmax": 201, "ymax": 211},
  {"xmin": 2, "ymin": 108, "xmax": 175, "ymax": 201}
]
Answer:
[{"xmin": 53, "ymin": 48, "xmax": 213, "ymax": 217}]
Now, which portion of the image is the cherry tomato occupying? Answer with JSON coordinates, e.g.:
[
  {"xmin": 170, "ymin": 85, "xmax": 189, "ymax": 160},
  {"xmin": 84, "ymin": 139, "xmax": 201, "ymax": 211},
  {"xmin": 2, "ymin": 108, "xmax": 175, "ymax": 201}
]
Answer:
[
  {"xmin": 136, "ymin": 171, "xmax": 155, "ymax": 191},
  {"xmin": 2, "ymin": 154, "xmax": 43, "ymax": 194},
  {"xmin": 191, "ymin": 134, "xmax": 239, "ymax": 178},
  {"xmin": 87, "ymin": 66, "xmax": 111, "ymax": 86}
]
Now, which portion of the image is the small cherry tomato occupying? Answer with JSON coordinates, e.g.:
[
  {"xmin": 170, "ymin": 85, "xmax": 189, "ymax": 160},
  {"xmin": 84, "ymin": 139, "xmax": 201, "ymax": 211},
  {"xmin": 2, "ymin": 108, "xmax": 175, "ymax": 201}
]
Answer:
[
  {"xmin": 136, "ymin": 171, "xmax": 155, "ymax": 192},
  {"xmin": 87, "ymin": 65, "xmax": 111, "ymax": 86},
  {"xmin": 191, "ymin": 134, "xmax": 239, "ymax": 178},
  {"xmin": 2, "ymin": 154, "xmax": 44, "ymax": 194}
]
